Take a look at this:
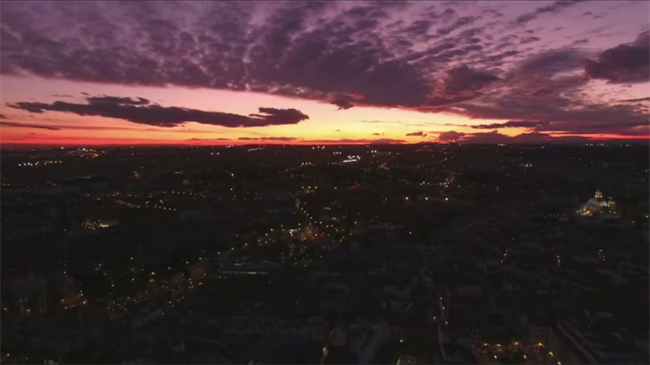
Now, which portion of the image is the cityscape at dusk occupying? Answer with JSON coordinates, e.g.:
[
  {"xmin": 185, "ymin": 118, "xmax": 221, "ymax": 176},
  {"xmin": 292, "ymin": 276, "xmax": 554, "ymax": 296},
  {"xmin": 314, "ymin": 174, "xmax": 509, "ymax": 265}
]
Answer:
[
  {"xmin": 1, "ymin": 1, "xmax": 649, "ymax": 365},
  {"xmin": 0, "ymin": 1, "xmax": 649, "ymax": 145}
]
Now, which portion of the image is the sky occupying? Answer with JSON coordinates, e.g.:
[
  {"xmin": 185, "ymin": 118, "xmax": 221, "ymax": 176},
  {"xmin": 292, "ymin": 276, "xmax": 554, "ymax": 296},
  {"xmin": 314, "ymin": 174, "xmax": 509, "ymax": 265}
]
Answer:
[{"xmin": 0, "ymin": 0, "xmax": 648, "ymax": 146}]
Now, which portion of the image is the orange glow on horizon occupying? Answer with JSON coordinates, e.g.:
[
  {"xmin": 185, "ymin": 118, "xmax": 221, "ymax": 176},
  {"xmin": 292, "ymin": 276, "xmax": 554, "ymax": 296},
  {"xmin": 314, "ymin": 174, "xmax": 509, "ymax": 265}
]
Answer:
[
  {"xmin": 1, "ymin": 76, "xmax": 648, "ymax": 146},
  {"xmin": 2, "ymin": 134, "xmax": 648, "ymax": 147}
]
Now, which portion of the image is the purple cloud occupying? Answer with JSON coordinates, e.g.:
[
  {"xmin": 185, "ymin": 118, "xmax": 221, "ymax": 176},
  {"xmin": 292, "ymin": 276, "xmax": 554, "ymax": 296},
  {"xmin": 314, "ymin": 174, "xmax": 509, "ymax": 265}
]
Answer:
[
  {"xmin": 518, "ymin": 48, "xmax": 588, "ymax": 75},
  {"xmin": 515, "ymin": 0, "xmax": 583, "ymax": 25},
  {"xmin": 444, "ymin": 66, "xmax": 500, "ymax": 94},
  {"xmin": 0, "ymin": 1, "xmax": 646, "ymax": 138},
  {"xmin": 0, "ymin": 121, "xmax": 61, "ymax": 130},
  {"xmin": 462, "ymin": 131, "xmax": 591, "ymax": 144},
  {"xmin": 439, "ymin": 130, "xmax": 593, "ymax": 144},
  {"xmin": 583, "ymin": 31, "xmax": 650, "ymax": 83},
  {"xmin": 8, "ymin": 96, "xmax": 309, "ymax": 128},
  {"xmin": 331, "ymin": 98, "xmax": 354, "ymax": 110},
  {"xmin": 424, "ymin": 66, "xmax": 500, "ymax": 106},
  {"xmin": 87, "ymin": 96, "xmax": 150, "ymax": 105},
  {"xmin": 471, "ymin": 120, "xmax": 548, "ymax": 129},
  {"xmin": 437, "ymin": 131, "xmax": 466, "ymax": 141},
  {"xmin": 619, "ymin": 97, "xmax": 650, "ymax": 103}
]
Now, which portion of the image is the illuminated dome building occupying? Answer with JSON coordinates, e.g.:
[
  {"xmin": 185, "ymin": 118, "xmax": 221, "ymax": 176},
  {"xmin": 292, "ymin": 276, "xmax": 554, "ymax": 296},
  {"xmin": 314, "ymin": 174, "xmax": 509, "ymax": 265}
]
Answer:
[{"xmin": 577, "ymin": 190, "xmax": 620, "ymax": 219}]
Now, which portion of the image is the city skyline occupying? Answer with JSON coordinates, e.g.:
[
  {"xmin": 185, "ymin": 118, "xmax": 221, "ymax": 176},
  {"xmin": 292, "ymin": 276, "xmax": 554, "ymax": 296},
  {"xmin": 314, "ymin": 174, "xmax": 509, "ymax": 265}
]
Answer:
[{"xmin": 1, "ymin": 1, "xmax": 649, "ymax": 146}]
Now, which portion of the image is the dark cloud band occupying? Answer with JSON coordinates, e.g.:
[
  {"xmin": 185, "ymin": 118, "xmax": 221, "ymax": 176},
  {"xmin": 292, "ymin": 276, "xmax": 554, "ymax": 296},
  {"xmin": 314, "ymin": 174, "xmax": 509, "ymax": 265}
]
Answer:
[{"xmin": 7, "ymin": 97, "xmax": 309, "ymax": 128}]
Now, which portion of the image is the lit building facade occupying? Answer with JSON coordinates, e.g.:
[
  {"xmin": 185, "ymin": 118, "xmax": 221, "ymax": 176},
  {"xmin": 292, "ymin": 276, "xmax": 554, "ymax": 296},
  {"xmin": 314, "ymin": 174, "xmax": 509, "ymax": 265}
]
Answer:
[{"xmin": 576, "ymin": 190, "xmax": 620, "ymax": 219}]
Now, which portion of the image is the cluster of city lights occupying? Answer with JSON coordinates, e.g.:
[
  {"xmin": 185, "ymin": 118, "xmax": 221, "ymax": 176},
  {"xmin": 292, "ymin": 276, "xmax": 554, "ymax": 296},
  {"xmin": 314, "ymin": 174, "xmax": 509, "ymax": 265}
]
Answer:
[
  {"xmin": 342, "ymin": 155, "xmax": 361, "ymax": 163},
  {"xmin": 18, "ymin": 160, "xmax": 62, "ymax": 167}
]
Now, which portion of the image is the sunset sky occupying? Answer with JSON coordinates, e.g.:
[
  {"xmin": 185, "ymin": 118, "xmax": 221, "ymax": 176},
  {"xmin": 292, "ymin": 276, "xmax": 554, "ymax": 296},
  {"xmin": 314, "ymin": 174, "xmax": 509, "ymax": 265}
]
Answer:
[{"xmin": 0, "ymin": 0, "xmax": 648, "ymax": 145}]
